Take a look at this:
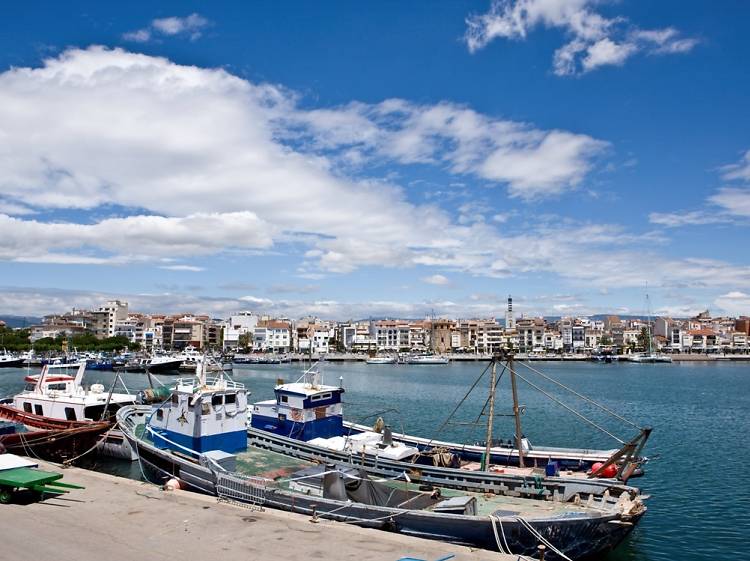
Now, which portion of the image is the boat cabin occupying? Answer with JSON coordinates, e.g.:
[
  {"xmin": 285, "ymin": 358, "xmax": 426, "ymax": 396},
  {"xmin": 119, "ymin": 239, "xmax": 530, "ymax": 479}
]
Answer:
[
  {"xmin": 251, "ymin": 369, "xmax": 344, "ymax": 441},
  {"xmin": 147, "ymin": 374, "xmax": 248, "ymax": 454},
  {"xmin": 12, "ymin": 364, "xmax": 135, "ymax": 422}
]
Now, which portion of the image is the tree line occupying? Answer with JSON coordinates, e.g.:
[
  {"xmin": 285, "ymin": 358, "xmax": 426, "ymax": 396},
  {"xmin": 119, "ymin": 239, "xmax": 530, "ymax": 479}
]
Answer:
[{"xmin": 0, "ymin": 328, "xmax": 139, "ymax": 353}]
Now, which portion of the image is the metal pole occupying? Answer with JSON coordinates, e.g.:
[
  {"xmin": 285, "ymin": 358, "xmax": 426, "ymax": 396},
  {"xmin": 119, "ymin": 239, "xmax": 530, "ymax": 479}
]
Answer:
[
  {"xmin": 509, "ymin": 352, "xmax": 526, "ymax": 468},
  {"xmin": 484, "ymin": 358, "xmax": 497, "ymax": 471}
]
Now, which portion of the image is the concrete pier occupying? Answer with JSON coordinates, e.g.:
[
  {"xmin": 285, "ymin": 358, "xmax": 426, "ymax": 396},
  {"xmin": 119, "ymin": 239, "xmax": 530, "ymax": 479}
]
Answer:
[{"xmin": 2, "ymin": 461, "xmax": 510, "ymax": 561}]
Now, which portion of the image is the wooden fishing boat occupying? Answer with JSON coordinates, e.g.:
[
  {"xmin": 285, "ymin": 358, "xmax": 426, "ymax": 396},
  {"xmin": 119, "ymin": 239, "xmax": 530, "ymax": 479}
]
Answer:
[{"xmin": 0, "ymin": 422, "xmax": 110, "ymax": 464}]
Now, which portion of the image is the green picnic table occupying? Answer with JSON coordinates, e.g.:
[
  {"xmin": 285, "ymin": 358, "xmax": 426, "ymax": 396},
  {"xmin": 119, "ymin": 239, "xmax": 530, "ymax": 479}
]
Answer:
[{"xmin": 0, "ymin": 467, "xmax": 84, "ymax": 503}]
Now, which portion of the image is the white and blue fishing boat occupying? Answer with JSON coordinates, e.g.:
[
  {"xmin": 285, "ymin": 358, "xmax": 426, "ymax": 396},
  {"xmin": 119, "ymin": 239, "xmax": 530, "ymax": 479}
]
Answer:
[
  {"xmin": 247, "ymin": 354, "xmax": 651, "ymax": 495},
  {"xmin": 117, "ymin": 357, "xmax": 646, "ymax": 560}
]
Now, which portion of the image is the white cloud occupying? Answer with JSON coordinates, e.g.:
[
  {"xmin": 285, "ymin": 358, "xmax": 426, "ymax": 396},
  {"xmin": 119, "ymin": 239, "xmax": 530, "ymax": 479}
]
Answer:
[
  {"xmin": 648, "ymin": 210, "xmax": 727, "ymax": 228},
  {"xmin": 709, "ymin": 188, "xmax": 750, "ymax": 217},
  {"xmin": 0, "ymin": 46, "xmax": 607, "ymax": 271},
  {"xmin": 721, "ymin": 150, "xmax": 750, "ymax": 182},
  {"xmin": 0, "ymin": 212, "xmax": 272, "ymax": 264},
  {"xmin": 159, "ymin": 265, "xmax": 205, "ymax": 272},
  {"xmin": 123, "ymin": 13, "xmax": 209, "ymax": 43},
  {"xmin": 285, "ymin": 100, "xmax": 607, "ymax": 199},
  {"xmin": 465, "ymin": 0, "xmax": 698, "ymax": 75},
  {"xmin": 715, "ymin": 291, "xmax": 750, "ymax": 316},
  {"xmin": 422, "ymin": 274, "xmax": 451, "ymax": 286}
]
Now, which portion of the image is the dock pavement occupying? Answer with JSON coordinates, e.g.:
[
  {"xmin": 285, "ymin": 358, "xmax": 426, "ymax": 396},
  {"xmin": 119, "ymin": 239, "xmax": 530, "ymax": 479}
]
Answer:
[{"xmin": 2, "ymin": 460, "xmax": 513, "ymax": 561}]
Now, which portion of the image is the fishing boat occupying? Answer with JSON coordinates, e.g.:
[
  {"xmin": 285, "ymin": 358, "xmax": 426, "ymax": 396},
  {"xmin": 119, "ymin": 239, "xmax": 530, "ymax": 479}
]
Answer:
[
  {"xmin": 125, "ymin": 353, "xmax": 184, "ymax": 374},
  {"xmin": 0, "ymin": 421, "xmax": 110, "ymax": 463},
  {"xmin": 0, "ymin": 363, "xmax": 137, "ymax": 459},
  {"xmin": 117, "ymin": 358, "xmax": 645, "ymax": 560},
  {"xmin": 249, "ymin": 354, "xmax": 651, "ymax": 483}
]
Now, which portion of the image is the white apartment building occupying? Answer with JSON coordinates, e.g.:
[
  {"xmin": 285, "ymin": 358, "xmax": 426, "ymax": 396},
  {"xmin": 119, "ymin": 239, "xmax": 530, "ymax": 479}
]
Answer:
[{"xmin": 223, "ymin": 312, "xmax": 259, "ymax": 349}]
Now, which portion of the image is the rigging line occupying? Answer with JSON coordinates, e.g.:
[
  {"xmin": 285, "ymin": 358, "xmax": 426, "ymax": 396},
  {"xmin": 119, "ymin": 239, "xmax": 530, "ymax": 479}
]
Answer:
[
  {"xmin": 426, "ymin": 358, "xmax": 493, "ymax": 447},
  {"xmin": 512, "ymin": 367, "xmax": 626, "ymax": 445},
  {"xmin": 474, "ymin": 362, "xmax": 507, "ymax": 424},
  {"xmin": 516, "ymin": 359, "xmax": 640, "ymax": 430}
]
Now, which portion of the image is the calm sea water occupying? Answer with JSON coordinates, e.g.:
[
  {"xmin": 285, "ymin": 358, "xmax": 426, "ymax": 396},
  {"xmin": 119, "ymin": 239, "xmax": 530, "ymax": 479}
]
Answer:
[{"xmin": 2, "ymin": 360, "xmax": 748, "ymax": 561}]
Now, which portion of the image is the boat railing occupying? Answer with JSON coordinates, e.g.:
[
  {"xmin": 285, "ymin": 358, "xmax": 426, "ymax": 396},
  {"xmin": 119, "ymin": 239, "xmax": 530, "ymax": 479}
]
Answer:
[{"xmin": 175, "ymin": 376, "xmax": 245, "ymax": 391}]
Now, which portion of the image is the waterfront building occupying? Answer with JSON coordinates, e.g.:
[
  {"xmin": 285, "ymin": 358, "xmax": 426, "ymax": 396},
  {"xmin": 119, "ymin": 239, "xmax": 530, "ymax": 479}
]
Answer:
[
  {"xmin": 222, "ymin": 312, "xmax": 259, "ymax": 350},
  {"xmin": 91, "ymin": 300, "xmax": 129, "ymax": 339},
  {"xmin": 254, "ymin": 320, "xmax": 291, "ymax": 352}
]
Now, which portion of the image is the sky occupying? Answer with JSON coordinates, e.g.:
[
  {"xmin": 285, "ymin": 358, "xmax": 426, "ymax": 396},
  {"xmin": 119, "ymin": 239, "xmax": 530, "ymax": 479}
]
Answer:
[{"xmin": 0, "ymin": 1, "xmax": 749, "ymax": 320}]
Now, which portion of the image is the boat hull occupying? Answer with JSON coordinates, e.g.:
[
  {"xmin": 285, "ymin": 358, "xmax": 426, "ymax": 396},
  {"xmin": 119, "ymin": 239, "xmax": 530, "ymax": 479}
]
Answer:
[
  {"xmin": 0, "ymin": 423, "xmax": 110, "ymax": 463},
  {"xmin": 119, "ymin": 406, "xmax": 643, "ymax": 560},
  {"xmin": 247, "ymin": 425, "xmax": 639, "ymax": 502}
]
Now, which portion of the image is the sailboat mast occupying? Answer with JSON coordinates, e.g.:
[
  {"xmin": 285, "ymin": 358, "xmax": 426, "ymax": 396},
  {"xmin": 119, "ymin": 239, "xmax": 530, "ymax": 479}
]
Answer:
[
  {"xmin": 508, "ymin": 352, "xmax": 526, "ymax": 468},
  {"xmin": 483, "ymin": 358, "xmax": 497, "ymax": 470}
]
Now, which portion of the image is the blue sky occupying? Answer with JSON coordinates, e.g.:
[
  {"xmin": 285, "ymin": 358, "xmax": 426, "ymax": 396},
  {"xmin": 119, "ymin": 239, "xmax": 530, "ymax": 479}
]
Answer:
[{"xmin": 0, "ymin": 1, "xmax": 749, "ymax": 319}]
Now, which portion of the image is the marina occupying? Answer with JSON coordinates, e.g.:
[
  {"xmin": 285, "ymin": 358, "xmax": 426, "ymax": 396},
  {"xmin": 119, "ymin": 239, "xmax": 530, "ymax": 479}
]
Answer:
[{"xmin": 0, "ymin": 359, "xmax": 747, "ymax": 560}]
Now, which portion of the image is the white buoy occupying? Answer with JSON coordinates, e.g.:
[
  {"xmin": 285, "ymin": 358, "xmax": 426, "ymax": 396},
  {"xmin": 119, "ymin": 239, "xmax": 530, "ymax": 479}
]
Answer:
[{"xmin": 164, "ymin": 478, "xmax": 181, "ymax": 491}]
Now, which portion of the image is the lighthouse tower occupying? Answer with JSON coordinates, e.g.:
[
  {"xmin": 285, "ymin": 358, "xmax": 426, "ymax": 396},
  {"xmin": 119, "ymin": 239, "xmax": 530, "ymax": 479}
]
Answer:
[{"xmin": 505, "ymin": 295, "xmax": 516, "ymax": 331}]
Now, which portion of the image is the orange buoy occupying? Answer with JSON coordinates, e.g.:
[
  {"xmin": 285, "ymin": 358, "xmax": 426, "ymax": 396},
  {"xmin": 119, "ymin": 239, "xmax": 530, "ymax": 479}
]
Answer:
[{"xmin": 591, "ymin": 462, "xmax": 618, "ymax": 478}]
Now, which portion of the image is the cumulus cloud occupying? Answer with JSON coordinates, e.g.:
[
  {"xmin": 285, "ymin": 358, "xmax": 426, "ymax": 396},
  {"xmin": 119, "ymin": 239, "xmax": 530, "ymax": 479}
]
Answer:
[
  {"xmin": 465, "ymin": 0, "xmax": 698, "ymax": 75},
  {"xmin": 422, "ymin": 274, "xmax": 451, "ymax": 286},
  {"xmin": 715, "ymin": 291, "xmax": 750, "ymax": 316},
  {"xmin": 123, "ymin": 13, "xmax": 209, "ymax": 43},
  {"xmin": 283, "ymin": 100, "xmax": 607, "ymax": 199},
  {"xmin": 0, "ymin": 46, "xmax": 605, "ymax": 271}
]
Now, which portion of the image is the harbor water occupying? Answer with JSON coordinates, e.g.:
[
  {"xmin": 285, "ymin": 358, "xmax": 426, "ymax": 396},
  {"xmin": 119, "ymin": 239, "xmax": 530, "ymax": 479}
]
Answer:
[{"xmin": 1, "ymin": 360, "xmax": 748, "ymax": 561}]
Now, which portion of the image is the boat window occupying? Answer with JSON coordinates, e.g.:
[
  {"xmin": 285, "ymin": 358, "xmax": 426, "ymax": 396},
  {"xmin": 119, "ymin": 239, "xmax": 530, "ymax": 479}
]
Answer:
[
  {"xmin": 225, "ymin": 393, "xmax": 236, "ymax": 405},
  {"xmin": 171, "ymin": 394, "xmax": 179, "ymax": 404},
  {"xmin": 156, "ymin": 409, "xmax": 163, "ymax": 420},
  {"xmin": 24, "ymin": 383, "xmax": 35, "ymax": 392},
  {"xmin": 280, "ymin": 395, "xmax": 288, "ymax": 403},
  {"xmin": 201, "ymin": 402, "xmax": 210, "ymax": 415},
  {"xmin": 23, "ymin": 402, "xmax": 32, "ymax": 413},
  {"xmin": 212, "ymin": 395, "xmax": 223, "ymax": 406},
  {"xmin": 278, "ymin": 413, "xmax": 287, "ymax": 422},
  {"xmin": 34, "ymin": 404, "xmax": 43, "ymax": 415},
  {"xmin": 65, "ymin": 407, "xmax": 77, "ymax": 421},
  {"xmin": 47, "ymin": 383, "xmax": 67, "ymax": 391},
  {"xmin": 311, "ymin": 392, "xmax": 332, "ymax": 401}
]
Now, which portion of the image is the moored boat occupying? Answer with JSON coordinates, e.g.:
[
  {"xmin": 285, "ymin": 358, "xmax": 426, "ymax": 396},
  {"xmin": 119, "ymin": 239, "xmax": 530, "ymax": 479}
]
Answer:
[
  {"xmin": 408, "ymin": 354, "xmax": 449, "ymax": 365},
  {"xmin": 0, "ymin": 363, "xmax": 138, "ymax": 460},
  {"xmin": 117, "ymin": 358, "xmax": 646, "ymax": 560}
]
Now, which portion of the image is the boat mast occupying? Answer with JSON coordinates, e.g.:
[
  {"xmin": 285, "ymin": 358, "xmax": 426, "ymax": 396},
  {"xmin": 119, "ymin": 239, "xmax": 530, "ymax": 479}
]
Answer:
[
  {"xmin": 483, "ymin": 357, "xmax": 497, "ymax": 471},
  {"xmin": 508, "ymin": 351, "xmax": 526, "ymax": 468}
]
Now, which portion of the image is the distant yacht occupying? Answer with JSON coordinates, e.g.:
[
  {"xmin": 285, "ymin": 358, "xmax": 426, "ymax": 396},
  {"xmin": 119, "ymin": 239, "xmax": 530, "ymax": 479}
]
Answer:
[
  {"xmin": 365, "ymin": 356, "xmax": 397, "ymax": 364},
  {"xmin": 407, "ymin": 354, "xmax": 449, "ymax": 364},
  {"xmin": 628, "ymin": 293, "xmax": 673, "ymax": 364}
]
